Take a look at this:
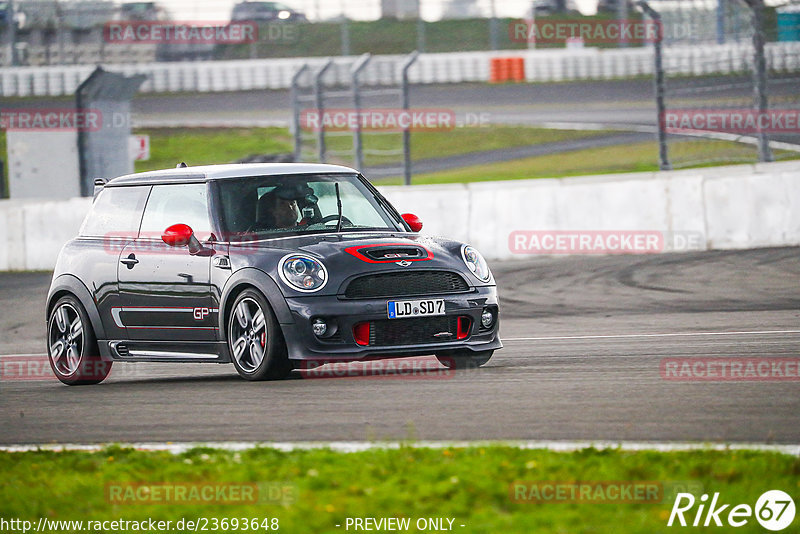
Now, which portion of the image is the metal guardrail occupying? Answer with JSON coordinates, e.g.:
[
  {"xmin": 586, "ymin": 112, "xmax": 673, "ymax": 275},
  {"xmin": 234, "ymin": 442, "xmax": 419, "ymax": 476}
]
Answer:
[{"xmin": 1, "ymin": 43, "xmax": 799, "ymax": 97}]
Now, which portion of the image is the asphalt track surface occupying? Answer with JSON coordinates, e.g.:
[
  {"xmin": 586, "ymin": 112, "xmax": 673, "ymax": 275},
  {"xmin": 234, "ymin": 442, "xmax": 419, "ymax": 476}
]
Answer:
[
  {"xmin": 1, "ymin": 247, "xmax": 798, "ymax": 445},
  {"xmin": 13, "ymin": 77, "xmax": 798, "ymax": 175},
  {"xmin": 16, "ymin": 76, "xmax": 799, "ymax": 135}
]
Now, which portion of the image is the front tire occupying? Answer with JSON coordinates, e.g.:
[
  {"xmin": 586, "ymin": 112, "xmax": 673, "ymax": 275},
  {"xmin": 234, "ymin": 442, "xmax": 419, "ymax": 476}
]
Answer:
[
  {"xmin": 228, "ymin": 289, "xmax": 291, "ymax": 381},
  {"xmin": 436, "ymin": 350, "xmax": 493, "ymax": 370},
  {"xmin": 47, "ymin": 296, "xmax": 111, "ymax": 385}
]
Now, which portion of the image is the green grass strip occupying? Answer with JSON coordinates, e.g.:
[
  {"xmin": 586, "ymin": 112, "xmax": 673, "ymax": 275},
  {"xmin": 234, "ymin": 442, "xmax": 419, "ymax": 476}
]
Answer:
[{"xmin": 1, "ymin": 446, "xmax": 797, "ymax": 533}]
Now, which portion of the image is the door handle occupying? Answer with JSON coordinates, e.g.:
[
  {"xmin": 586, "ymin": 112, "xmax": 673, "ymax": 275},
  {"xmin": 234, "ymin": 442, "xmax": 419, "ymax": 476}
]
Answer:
[{"xmin": 120, "ymin": 254, "xmax": 139, "ymax": 268}]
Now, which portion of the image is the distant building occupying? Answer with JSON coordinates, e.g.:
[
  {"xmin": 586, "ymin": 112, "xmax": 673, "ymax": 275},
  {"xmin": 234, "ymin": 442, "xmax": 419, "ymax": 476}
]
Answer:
[
  {"xmin": 380, "ymin": 0, "xmax": 419, "ymax": 20},
  {"xmin": 15, "ymin": 0, "xmax": 117, "ymax": 29}
]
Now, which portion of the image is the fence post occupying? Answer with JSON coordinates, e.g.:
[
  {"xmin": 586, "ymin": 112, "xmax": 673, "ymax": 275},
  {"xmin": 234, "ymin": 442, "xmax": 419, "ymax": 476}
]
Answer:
[
  {"xmin": 745, "ymin": 0, "xmax": 773, "ymax": 162},
  {"xmin": 313, "ymin": 59, "xmax": 334, "ymax": 163},
  {"xmin": 638, "ymin": 1, "xmax": 671, "ymax": 171},
  {"xmin": 291, "ymin": 64, "xmax": 309, "ymax": 162},
  {"xmin": 417, "ymin": 16, "xmax": 426, "ymax": 53},
  {"xmin": 341, "ymin": 18, "xmax": 351, "ymax": 57},
  {"xmin": 489, "ymin": 0, "xmax": 498, "ymax": 50},
  {"xmin": 5, "ymin": 0, "xmax": 16, "ymax": 66},
  {"xmin": 617, "ymin": 0, "xmax": 629, "ymax": 48},
  {"xmin": 400, "ymin": 51, "xmax": 419, "ymax": 186},
  {"xmin": 351, "ymin": 53, "xmax": 371, "ymax": 171}
]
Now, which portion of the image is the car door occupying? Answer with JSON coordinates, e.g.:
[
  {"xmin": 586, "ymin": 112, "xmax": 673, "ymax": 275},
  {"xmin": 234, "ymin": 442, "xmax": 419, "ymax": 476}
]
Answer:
[
  {"xmin": 117, "ymin": 182, "xmax": 219, "ymax": 342},
  {"xmin": 77, "ymin": 185, "xmax": 151, "ymax": 341}
]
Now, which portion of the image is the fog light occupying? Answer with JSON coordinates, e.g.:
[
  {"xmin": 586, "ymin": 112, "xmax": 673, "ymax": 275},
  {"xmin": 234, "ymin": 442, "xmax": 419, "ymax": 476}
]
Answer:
[
  {"xmin": 480, "ymin": 309, "xmax": 494, "ymax": 329},
  {"xmin": 312, "ymin": 318, "xmax": 327, "ymax": 337}
]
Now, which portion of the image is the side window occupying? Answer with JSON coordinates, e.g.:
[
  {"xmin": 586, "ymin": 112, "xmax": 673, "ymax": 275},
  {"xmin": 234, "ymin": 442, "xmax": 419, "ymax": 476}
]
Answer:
[
  {"xmin": 80, "ymin": 186, "xmax": 150, "ymax": 238},
  {"xmin": 139, "ymin": 183, "xmax": 212, "ymax": 240}
]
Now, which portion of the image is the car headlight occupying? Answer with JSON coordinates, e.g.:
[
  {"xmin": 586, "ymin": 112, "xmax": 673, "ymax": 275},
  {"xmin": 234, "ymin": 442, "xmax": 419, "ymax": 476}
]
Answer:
[
  {"xmin": 278, "ymin": 254, "xmax": 328, "ymax": 292},
  {"xmin": 461, "ymin": 245, "xmax": 491, "ymax": 282}
]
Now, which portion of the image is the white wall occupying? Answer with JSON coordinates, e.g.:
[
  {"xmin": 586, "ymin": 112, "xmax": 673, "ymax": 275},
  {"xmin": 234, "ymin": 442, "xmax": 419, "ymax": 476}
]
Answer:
[
  {"xmin": 0, "ymin": 198, "xmax": 91, "ymax": 271},
  {"xmin": 7, "ymin": 131, "xmax": 81, "ymax": 199},
  {"xmin": 381, "ymin": 160, "xmax": 800, "ymax": 259},
  {"xmin": 1, "ymin": 42, "xmax": 798, "ymax": 97},
  {"xmin": 0, "ymin": 160, "xmax": 797, "ymax": 271}
]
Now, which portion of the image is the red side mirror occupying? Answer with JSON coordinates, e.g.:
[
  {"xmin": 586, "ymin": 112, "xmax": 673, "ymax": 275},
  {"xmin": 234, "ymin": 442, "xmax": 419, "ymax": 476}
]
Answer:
[
  {"xmin": 402, "ymin": 213, "xmax": 423, "ymax": 232},
  {"xmin": 162, "ymin": 223, "xmax": 194, "ymax": 247}
]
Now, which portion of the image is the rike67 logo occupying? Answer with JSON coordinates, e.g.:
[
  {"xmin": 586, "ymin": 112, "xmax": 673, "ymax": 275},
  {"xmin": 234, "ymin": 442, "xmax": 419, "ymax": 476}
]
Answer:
[{"xmin": 668, "ymin": 490, "xmax": 795, "ymax": 531}]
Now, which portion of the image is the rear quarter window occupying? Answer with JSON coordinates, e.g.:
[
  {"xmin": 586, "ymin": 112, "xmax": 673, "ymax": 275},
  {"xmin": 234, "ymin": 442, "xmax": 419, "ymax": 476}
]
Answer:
[{"xmin": 80, "ymin": 186, "xmax": 150, "ymax": 238}]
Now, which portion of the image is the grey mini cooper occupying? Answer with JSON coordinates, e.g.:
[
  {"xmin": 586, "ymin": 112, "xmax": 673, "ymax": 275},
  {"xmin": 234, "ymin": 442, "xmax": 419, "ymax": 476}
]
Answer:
[{"xmin": 46, "ymin": 163, "xmax": 502, "ymax": 384}]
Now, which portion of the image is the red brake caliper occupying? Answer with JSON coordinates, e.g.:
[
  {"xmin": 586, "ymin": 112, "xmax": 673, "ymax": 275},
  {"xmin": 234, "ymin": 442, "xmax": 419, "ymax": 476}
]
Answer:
[{"xmin": 261, "ymin": 332, "xmax": 266, "ymax": 347}]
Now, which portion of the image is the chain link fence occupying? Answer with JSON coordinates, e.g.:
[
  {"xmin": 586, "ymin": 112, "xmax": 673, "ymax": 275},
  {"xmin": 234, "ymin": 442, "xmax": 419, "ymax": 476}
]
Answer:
[
  {"xmin": 646, "ymin": 0, "xmax": 800, "ymax": 169},
  {"xmin": 291, "ymin": 53, "xmax": 419, "ymax": 183}
]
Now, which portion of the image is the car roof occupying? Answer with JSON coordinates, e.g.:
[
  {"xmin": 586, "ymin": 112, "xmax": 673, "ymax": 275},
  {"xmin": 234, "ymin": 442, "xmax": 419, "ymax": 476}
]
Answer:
[{"xmin": 105, "ymin": 163, "xmax": 359, "ymax": 187}]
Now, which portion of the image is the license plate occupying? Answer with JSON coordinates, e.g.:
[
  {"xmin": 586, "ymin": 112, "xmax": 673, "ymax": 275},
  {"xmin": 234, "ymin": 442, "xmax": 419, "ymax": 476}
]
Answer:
[{"xmin": 387, "ymin": 299, "xmax": 445, "ymax": 319}]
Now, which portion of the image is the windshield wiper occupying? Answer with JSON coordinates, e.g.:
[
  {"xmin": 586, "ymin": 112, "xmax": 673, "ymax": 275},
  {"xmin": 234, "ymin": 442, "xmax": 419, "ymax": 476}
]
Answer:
[
  {"xmin": 335, "ymin": 182, "xmax": 343, "ymax": 233},
  {"xmin": 372, "ymin": 192, "xmax": 404, "ymax": 229}
]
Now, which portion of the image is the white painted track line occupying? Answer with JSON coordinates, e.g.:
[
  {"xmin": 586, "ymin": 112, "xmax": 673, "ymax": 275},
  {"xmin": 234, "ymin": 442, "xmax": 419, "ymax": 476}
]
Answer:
[
  {"xmin": 1, "ymin": 441, "xmax": 798, "ymax": 455},
  {"xmin": 503, "ymin": 330, "xmax": 800, "ymax": 342},
  {"xmin": 3, "ymin": 330, "xmax": 800, "ymax": 358}
]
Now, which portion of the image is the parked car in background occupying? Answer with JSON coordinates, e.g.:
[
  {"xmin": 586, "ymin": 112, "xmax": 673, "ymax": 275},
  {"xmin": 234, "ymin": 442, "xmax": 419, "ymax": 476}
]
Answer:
[
  {"xmin": 596, "ymin": 0, "xmax": 635, "ymax": 14},
  {"xmin": 231, "ymin": 1, "xmax": 307, "ymax": 22},
  {"xmin": 532, "ymin": 0, "xmax": 580, "ymax": 16},
  {"xmin": 118, "ymin": 1, "xmax": 170, "ymax": 21}
]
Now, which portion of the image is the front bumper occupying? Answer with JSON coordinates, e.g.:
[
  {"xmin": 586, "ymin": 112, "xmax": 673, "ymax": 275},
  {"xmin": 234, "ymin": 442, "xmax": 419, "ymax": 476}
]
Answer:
[{"xmin": 280, "ymin": 286, "xmax": 501, "ymax": 361}]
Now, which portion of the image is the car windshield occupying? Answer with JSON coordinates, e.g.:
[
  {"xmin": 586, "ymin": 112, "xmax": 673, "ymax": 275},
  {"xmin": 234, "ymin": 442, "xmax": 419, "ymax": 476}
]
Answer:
[
  {"xmin": 215, "ymin": 173, "xmax": 403, "ymax": 240},
  {"xmin": 234, "ymin": 2, "xmax": 278, "ymax": 15}
]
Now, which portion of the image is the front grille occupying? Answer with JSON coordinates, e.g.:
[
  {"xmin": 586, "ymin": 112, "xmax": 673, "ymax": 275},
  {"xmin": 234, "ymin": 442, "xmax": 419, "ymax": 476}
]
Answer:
[
  {"xmin": 344, "ymin": 271, "xmax": 469, "ymax": 299},
  {"xmin": 369, "ymin": 316, "xmax": 460, "ymax": 346}
]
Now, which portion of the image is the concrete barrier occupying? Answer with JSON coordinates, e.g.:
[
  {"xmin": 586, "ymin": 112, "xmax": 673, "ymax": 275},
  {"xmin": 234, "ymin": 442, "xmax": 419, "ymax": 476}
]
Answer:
[
  {"xmin": 0, "ymin": 160, "xmax": 797, "ymax": 270},
  {"xmin": 1, "ymin": 42, "xmax": 798, "ymax": 97},
  {"xmin": 0, "ymin": 197, "xmax": 92, "ymax": 271},
  {"xmin": 382, "ymin": 160, "xmax": 800, "ymax": 260}
]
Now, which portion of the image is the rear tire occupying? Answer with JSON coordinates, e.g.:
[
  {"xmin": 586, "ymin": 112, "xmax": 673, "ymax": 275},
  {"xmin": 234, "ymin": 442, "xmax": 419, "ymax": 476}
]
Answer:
[
  {"xmin": 47, "ymin": 295, "xmax": 111, "ymax": 385},
  {"xmin": 436, "ymin": 350, "xmax": 493, "ymax": 370},
  {"xmin": 228, "ymin": 289, "xmax": 291, "ymax": 381}
]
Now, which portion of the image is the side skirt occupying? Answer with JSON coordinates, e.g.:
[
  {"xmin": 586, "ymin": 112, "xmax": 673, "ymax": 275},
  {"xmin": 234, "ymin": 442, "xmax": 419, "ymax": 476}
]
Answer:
[{"xmin": 99, "ymin": 340, "xmax": 231, "ymax": 363}]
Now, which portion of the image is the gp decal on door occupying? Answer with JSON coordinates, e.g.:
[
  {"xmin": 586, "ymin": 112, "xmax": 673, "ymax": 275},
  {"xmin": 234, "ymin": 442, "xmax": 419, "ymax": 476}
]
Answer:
[{"xmin": 111, "ymin": 307, "xmax": 220, "ymax": 329}]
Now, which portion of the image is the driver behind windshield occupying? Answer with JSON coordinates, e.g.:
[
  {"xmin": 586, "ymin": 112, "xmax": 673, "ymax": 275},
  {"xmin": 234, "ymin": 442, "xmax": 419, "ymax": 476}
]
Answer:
[{"xmin": 255, "ymin": 183, "xmax": 314, "ymax": 230}]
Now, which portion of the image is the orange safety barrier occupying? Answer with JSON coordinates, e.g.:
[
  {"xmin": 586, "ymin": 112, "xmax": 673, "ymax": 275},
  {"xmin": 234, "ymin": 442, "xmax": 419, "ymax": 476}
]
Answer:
[{"xmin": 489, "ymin": 57, "xmax": 525, "ymax": 83}]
